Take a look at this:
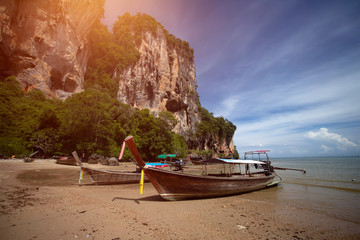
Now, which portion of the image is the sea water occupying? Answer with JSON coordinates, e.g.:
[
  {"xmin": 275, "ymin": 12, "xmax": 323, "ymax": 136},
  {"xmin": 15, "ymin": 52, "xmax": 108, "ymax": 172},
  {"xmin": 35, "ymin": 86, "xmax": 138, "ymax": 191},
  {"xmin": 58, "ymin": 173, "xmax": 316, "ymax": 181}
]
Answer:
[{"xmin": 249, "ymin": 157, "xmax": 360, "ymax": 224}]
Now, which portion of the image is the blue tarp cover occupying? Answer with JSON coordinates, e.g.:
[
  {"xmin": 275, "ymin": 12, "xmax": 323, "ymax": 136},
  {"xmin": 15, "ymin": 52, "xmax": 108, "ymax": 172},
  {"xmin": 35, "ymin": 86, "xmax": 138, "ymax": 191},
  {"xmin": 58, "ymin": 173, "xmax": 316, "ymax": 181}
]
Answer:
[{"xmin": 145, "ymin": 163, "xmax": 169, "ymax": 166}]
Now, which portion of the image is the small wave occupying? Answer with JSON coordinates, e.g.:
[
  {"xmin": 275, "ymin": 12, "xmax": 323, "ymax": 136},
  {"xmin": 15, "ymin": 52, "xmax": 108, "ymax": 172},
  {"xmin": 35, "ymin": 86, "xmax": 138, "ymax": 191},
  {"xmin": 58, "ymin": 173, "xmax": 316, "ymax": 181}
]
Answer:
[
  {"xmin": 290, "ymin": 177, "xmax": 360, "ymax": 185},
  {"xmin": 317, "ymin": 178, "xmax": 358, "ymax": 184},
  {"xmin": 287, "ymin": 182, "xmax": 360, "ymax": 193}
]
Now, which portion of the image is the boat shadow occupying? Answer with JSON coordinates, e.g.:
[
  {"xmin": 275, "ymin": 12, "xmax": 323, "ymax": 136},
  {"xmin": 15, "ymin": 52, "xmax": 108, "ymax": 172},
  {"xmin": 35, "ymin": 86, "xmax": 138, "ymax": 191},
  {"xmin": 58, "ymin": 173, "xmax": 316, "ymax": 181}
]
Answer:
[{"xmin": 112, "ymin": 195, "xmax": 164, "ymax": 204}]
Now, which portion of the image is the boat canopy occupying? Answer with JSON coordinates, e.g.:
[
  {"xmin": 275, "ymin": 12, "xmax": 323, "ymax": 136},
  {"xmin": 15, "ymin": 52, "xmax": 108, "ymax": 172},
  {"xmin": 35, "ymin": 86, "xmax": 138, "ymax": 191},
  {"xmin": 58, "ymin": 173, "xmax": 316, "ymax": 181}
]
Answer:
[
  {"xmin": 219, "ymin": 159, "xmax": 266, "ymax": 165},
  {"xmin": 244, "ymin": 150, "xmax": 270, "ymax": 154},
  {"xmin": 157, "ymin": 154, "xmax": 176, "ymax": 159}
]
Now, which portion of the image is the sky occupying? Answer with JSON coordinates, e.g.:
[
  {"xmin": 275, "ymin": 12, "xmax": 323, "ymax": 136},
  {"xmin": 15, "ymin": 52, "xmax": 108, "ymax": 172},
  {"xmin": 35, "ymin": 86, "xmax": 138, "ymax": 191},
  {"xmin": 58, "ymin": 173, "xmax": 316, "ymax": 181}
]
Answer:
[{"xmin": 103, "ymin": 0, "xmax": 360, "ymax": 157}]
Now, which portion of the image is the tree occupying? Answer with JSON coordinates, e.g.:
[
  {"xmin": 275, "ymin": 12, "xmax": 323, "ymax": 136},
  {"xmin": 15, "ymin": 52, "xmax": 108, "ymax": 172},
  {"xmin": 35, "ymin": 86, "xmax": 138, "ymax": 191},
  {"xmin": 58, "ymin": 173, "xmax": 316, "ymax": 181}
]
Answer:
[
  {"xmin": 0, "ymin": 77, "xmax": 63, "ymax": 156},
  {"xmin": 0, "ymin": 76, "xmax": 24, "ymax": 156},
  {"xmin": 60, "ymin": 88, "xmax": 119, "ymax": 156}
]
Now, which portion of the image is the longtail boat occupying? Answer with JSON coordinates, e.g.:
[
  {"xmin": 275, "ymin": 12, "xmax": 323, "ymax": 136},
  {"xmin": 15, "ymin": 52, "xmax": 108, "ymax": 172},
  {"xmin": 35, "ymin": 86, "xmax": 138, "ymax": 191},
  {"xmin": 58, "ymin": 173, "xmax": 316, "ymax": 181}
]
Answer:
[
  {"xmin": 56, "ymin": 156, "xmax": 78, "ymax": 166},
  {"xmin": 124, "ymin": 136, "xmax": 280, "ymax": 201},
  {"xmin": 72, "ymin": 151, "xmax": 151, "ymax": 185},
  {"xmin": 79, "ymin": 166, "xmax": 149, "ymax": 185}
]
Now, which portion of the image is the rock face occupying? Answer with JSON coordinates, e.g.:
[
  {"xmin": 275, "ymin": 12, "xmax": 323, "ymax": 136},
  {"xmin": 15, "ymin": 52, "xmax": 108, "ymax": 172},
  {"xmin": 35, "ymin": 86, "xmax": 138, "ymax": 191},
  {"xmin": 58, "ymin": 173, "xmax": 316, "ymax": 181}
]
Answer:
[
  {"xmin": 193, "ymin": 134, "xmax": 235, "ymax": 157},
  {"xmin": 116, "ymin": 27, "xmax": 200, "ymax": 137},
  {"xmin": 0, "ymin": 0, "xmax": 105, "ymax": 99},
  {"xmin": 116, "ymin": 26, "xmax": 235, "ymax": 156}
]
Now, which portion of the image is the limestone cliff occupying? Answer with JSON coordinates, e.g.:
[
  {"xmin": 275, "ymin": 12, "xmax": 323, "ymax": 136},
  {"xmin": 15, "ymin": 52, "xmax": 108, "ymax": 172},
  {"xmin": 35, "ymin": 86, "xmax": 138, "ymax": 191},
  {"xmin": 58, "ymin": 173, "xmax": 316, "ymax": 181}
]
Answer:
[
  {"xmin": 0, "ymin": 4, "xmax": 236, "ymax": 156},
  {"xmin": 116, "ymin": 26, "xmax": 200, "ymax": 138},
  {"xmin": 113, "ymin": 19, "xmax": 235, "ymax": 156},
  {"xmin": 0, "ymin": 0, "xmax": 105, "ymax": 99}
]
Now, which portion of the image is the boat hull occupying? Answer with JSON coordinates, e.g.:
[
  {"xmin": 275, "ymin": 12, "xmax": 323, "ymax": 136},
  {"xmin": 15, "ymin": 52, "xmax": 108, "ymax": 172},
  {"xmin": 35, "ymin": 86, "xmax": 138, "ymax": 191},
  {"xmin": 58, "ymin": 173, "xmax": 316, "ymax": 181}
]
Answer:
[
  {"xmin": 144, "ymin": 167, "xmax": 275, "ymax": 200},
  {"xmin": 56, "ymin": 158, "xmax": 77, "ymax": 166},
  {"xmin": 83, "ymin": 167, "xmax": 149, "ymax": 185}
]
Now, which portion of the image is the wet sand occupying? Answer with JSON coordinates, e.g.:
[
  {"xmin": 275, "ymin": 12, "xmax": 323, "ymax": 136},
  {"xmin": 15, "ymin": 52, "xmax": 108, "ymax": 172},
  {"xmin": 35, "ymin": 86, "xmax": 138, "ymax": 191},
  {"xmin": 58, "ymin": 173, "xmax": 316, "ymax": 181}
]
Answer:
[{"xmin": 0, "ymin": 159, "xmax": 359, "ymax": 239}]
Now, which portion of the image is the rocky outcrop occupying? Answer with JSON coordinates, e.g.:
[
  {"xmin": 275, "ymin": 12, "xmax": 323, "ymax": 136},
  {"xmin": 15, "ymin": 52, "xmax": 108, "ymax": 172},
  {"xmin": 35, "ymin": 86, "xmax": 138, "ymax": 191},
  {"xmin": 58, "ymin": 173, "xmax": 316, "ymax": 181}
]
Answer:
[
  {"xmin": 188, "ymin": 134, "xmax": 235, "ymax": 157},
  {"xmin": 0, "ymin": 0, "xmax": 105, "ymax": 99},
  {"xmin": 207, "ymin": 136, "xmax": 235, "ymax": 157},
  {"xmin": 116, "ymin": 27, "xmax": 200, "ymax": 137}
]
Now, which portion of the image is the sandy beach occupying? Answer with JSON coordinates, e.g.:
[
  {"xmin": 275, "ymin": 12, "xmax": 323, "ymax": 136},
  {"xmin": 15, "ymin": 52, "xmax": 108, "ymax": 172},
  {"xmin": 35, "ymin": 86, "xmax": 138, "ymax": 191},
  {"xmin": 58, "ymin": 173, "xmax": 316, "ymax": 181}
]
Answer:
[{"xmin": 0, "ymin": 159, "xmax": 359, "ymax": 240}]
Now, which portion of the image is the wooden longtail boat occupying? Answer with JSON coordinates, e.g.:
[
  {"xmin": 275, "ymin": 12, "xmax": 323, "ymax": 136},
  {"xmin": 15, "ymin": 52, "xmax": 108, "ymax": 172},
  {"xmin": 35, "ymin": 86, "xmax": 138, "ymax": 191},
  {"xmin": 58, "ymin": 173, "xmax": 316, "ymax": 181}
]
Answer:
[
  {"xmin": 79, "ymin": 167, "xmax": 148, "ymax": 185},
  {"xmin": 124, "ymin": 136, "xmax": 278, "ymax": 201},
  {"xmin": 72, "ymin": 151, "xmax": 149, "ymax": 185},
  {"xmin": 56, "ymin": 156, "xmax": 77, "ymax": 166}
]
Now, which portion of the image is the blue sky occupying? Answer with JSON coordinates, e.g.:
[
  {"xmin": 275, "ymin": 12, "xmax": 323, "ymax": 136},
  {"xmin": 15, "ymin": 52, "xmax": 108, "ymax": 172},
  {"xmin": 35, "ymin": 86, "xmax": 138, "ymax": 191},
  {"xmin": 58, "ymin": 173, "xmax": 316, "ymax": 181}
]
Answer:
[{"xmin": 104, "ymin": 0, "xmax": 360, "ymax": 157}]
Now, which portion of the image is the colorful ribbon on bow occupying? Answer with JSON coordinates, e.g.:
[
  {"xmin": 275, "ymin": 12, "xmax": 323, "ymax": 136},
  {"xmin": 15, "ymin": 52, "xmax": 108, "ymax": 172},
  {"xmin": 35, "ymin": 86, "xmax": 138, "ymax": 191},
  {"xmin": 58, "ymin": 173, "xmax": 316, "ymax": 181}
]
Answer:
[
  {"xmin": 140, "ymin": 168, "xmax": 144, "ymax": 194},
  {"xmin": 118, "ymin": 140, "xmax": 126, "ymax": 160}
]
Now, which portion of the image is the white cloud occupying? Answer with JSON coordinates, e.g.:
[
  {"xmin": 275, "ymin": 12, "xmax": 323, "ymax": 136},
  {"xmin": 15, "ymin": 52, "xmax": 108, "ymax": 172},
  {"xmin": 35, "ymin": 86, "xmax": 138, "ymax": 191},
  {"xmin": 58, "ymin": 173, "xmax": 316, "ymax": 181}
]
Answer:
[
  {"xmin": 321, "ymin": 144, "xmax": 332, "ymax": 153},
  {"xmin": 305, "ymin": 128, "xmax": 357, "ymax": 147},
  {"xmin": 214, "ymin": 95, "xmax": 241, "ymax": 118}
]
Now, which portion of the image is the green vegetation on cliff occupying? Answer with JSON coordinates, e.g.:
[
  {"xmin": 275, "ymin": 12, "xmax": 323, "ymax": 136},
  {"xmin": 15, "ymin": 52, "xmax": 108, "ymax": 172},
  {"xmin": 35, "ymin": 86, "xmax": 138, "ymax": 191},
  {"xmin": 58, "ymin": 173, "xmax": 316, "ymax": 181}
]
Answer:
[
  {"xmin": 196, "ymin": 107, "xmax": 237, "ymax": 144},
  {"xmin": 0, "ymin": 76, "xmax": 62, "ymax": 156},
  {"xmin": 0, "ymin": 77, "xmax": 186, "ymax": 160}
]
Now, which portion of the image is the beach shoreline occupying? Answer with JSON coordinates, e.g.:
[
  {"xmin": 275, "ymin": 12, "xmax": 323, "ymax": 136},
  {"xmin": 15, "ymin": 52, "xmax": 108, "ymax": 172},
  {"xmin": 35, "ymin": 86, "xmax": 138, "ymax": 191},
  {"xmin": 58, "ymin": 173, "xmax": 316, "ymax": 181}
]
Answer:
[{"xmin": 0, "ymin": 159, "xmax": 359, "ymax": 239}]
